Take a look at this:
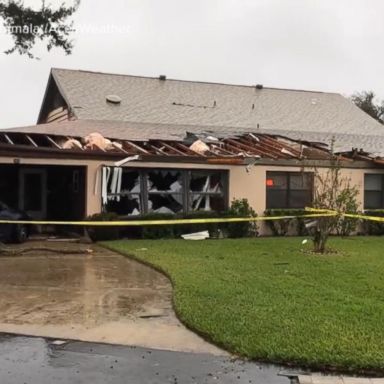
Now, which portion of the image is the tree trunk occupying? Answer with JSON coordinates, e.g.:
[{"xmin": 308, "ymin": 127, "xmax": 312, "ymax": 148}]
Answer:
[{"xmin": 313, "ymin": 226, "xmax": 329, "ymax": 254}]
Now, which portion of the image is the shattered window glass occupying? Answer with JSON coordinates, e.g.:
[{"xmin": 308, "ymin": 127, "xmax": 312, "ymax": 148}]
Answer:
[
  {"xmin": 188, "ymin": 171, "xmax": 226, "ymax": 212},
  {"xmin": 105, "ymin": 169, "xmax": 142, "ymax": 216},
  {"xmin": 147, "ymin": 170, "xmax": 184, "ymax": 214},
  {"xmin": 104, "ymin": 168, "xmax": 229, "ymax": 215},
  {"xmin": 106, "ymin": 195, "xmax": 142, "ymax": 216}
]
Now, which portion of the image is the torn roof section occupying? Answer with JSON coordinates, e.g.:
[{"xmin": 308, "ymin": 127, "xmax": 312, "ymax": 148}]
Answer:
[
  {"xmin": 5, "ymin": 119, "xmax": 384, "ymax": 161},
  {"xmin": 0, "ymin": 126, "xmax": 338, "ymax": 164}
]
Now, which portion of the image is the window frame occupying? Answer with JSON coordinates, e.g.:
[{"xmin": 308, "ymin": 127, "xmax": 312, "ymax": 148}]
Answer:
[
  {"xmin": 266, "ymin": 171, "xmax": 314, "ymax": 209},
  {"xmin": 103, "ymin": 167, "xmax": 229, "ymax": 215},
  {"xmin": 364, "ymin": 173, "xmax": 384, "ymax": 210}
]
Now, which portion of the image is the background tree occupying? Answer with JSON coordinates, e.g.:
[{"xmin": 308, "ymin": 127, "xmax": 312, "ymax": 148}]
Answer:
[
  {"xmin": 351, "ymin": 91, "xmax": 384, "ymax": 124},
  {"xmin": 0, "ymin": 0, "xmax": 80, "ymax": 58}
]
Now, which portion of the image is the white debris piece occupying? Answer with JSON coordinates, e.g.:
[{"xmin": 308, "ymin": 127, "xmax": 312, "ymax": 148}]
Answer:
[
  {"xmin": 248, "ymin": 133, "xmax": 260, "ymax": 142},
  {"xmin": 170, "ymin": 180, "xmax": 183, "ymax": 204},
  {"xmin": 189, "ymin": 140, "xmax": 210, "ymax": 155},
  {"xmin": 51, "ymin": 340, "xmax": 67, "ymax": 345},
  {"xmin": 281, "ymin": 147, "xmax": 295, "ymax": 157},
  {"xmin": 114, "ymin": 155, "xmax": 139, "ymax": 167},
  {"xmin": 181, "ymin": 231, "xmax": 210, "ymax": 240},
  {"xmin": 154, "ymin": 206, "xmax": 175, "ymax": 214},
  {"xmin": 130, "ymin": 180, "xmax": 141, "ymax": 193},
  {"xmin": 130, "ymin": 208, "xmax": 140, "ymax": 216},
  {"xmin": 101, "ymin": 167, "xmax": 112, "ymax": 205}
]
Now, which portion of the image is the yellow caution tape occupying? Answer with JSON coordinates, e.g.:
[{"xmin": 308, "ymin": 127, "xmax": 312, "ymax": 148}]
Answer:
[
  {"xmin": 304, "ymin": 207, "xmax": 338, "ymax": 214},
  {"xmin": 0, "ymin": 213, "xmax": 337, "ymax": 226},
  {"xmin": 306, "ymin": 207, "xmax": 384, "ymax": 223},
  {"xmin": 344, "ymin": 213, "xmax": 384, "ymax": 222},
  {"xmin": 3, "ymin": 207, "xmax": 383, "ymax": 226}
]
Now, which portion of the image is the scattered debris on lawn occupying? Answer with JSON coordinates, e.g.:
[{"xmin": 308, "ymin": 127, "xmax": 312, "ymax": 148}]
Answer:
[{"xmin": 181, "ymin": 231, "xmax": 210, "ymax": 240}]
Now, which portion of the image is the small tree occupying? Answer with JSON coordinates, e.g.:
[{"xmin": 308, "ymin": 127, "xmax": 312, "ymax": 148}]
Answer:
[{"xmin": 310, "ymin": 161, "xmax": 359, "ymax": 253}]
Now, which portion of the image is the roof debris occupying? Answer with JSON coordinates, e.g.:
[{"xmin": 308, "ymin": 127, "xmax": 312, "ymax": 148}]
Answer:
[{"xmin": 0, "ymin": 127, "xmax": 382, "ymax": 165}]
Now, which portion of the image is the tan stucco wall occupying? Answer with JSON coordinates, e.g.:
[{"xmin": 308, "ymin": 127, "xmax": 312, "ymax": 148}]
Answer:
[
  {"xmin": 229, "ymin": 165, "xmax": 367, "ymax": 235},
  {"xmin": 2, "ymin": 156, "xmax": 383, "ymax": 230},
  {"xmin": 229, "ymin": 165, "xmax": 366, "ymax": 216}
]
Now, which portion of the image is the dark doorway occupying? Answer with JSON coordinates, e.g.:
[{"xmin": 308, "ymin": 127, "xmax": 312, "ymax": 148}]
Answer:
[{"xmin": 0, "ymin": 164, "xmax": 86, "ymax": 221}]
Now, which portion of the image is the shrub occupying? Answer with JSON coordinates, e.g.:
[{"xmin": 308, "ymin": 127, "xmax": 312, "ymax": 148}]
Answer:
[
  {"xmin": 86, "ymin": 212, "xmax": 120, "ymax": 241},
  {"xmin": 361, "ymin": 210, "xmax": 384, "ymax": 235},
  {"xmin": 140, "ymin": 213, "xmax": 177, "ymax": 239},
  {"xmin": 226, "ymin": 198, "xmax": 258, "ymax": 238},
  {"xmin": 264, "ymin": 209, "xmax": 308, "ymax": 236}
]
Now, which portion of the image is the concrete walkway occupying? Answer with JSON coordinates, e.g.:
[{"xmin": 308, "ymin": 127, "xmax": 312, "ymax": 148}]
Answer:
[
  {"xmin": 0, "ymin": 242, "xmax": 222, "ymax": 355},
  {"xmin": 295, "ymin": 376, "xmax": 384, "ymax": 384}
]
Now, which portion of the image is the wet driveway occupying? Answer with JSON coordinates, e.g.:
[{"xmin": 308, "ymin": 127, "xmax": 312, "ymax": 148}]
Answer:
[
  {"xmin": 0, "ymin": 334, "xmax": 289, "ymax": 384},
  {"xmin": 0, "ymin": 242, "xmax": 221, "ymax": 354}
]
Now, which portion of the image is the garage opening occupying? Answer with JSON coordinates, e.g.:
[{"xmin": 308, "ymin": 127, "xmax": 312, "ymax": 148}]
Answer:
[{"xmin": 0, "ymin": 164, "xmax": 86, "ymax": 221}]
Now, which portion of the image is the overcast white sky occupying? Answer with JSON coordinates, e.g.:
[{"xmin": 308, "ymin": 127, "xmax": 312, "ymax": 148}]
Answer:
[{"xmin": 0, "ymin": 0, "xmax": 383, "ymax": 128}]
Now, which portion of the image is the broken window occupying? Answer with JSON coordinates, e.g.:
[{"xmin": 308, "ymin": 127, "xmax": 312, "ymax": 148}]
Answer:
[
  {"xmin": 104, "ymin": 169, "xmax": 142, "ymax": 216},
  {"xmin": 147, "ymin": 170, "xmax": 184, "ymax": 214},
  {"xmin": 188, "ymin": 171, "xmax": 226, "ymax": 212},
  {"xmin": 103, "ymin": 167, "xmax": 228, "ymax": 215},
  {"xmin": 266, "ymin": 172, "xmax": 313, "ymax": 209}
]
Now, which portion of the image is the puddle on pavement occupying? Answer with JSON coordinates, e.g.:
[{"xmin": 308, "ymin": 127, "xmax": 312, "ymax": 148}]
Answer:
[{"xmin": 0, "ymin": 243, "xmax": 223, "ymax": 355}]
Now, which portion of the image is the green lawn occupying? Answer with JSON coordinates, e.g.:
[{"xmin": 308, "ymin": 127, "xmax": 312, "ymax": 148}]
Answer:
[{"xmin": 103, "ymin": 237, "xmax": 384, "ymax": 373}]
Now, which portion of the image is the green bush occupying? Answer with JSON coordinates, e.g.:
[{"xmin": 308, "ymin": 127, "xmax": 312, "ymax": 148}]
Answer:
[
  {"xmin": 86, "ymin": 212, "xmax": 121, "ymax": 241},
  {"xmin": 361, "ymin": 210, "xmax": 384, "ymax": 235},
  {"xmin": 226, "ymin": 198, "xmax": 258, "ymax": 238},
  {"xmin": 264, "ymin": 209, "xmax": 308, "ymax": 236},
  {"xmin": 140, "ymin": 213, "xmax": 177, "ymax": 239}
]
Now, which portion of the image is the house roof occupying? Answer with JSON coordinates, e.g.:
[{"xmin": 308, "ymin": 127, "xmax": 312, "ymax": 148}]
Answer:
[{"xmin": 49, "ymin": 68, "xmax": 384, "ymax": 137}]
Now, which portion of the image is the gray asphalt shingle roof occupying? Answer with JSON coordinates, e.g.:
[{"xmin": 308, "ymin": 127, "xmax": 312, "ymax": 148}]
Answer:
[{"xmin": 51, "ymin": 68, "xmax": 384, "ymax": 138}]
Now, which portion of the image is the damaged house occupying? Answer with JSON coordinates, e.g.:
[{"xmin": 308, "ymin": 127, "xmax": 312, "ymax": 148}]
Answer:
[{"xmin": 1, "ymin": 68, "xmax": 384, "ymax": 234}]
